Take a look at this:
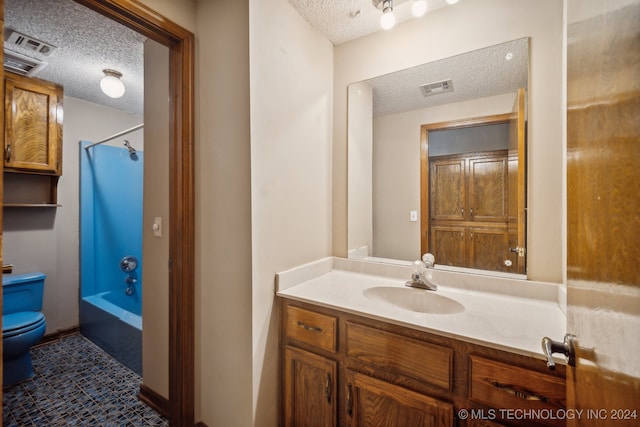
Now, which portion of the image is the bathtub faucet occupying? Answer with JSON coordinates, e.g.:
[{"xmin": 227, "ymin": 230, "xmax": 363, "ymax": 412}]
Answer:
[{"xmin": 125, "ymin": 275, "xmax": 137, "ymax": 296}]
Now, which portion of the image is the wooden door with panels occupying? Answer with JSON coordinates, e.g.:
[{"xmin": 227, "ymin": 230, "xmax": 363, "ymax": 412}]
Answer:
[
  {"xmin": 421, "ymin": 108, "xmax": 526, "ymax": 274},
  {"xmin": 427, "ymin": 149, "xmax": 510, "ymax": 272}
]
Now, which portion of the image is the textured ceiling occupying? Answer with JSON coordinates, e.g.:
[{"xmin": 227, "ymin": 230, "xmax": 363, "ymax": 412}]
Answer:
[
  {"xmin": 289, "ymin": 0, "xmax": 450, "ymax": 45},
  {"xmin": 288, "ymin": 1, "xmax": 528, "ymax": 116},
  {"xmin": 5, "ymin": 0, "xmax": 145, "ymax": 115},
  {"xmin": 4, "ymin": 1, "xmax": 527, "ymax": 119},
  {"xmin": 367, "ymin": 38, "xmax": 529, "ymax": 116}
]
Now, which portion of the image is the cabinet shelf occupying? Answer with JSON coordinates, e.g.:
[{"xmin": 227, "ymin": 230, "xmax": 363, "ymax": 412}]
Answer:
[{"xmin": 3, "ymin": 203, "xmax": 61, "ymax": 208}]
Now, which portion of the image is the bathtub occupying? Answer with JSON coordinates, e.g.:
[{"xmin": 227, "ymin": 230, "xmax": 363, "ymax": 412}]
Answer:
[{"xmin": 80, "ymin": 290, "xmax": 142, "ymax": 375}]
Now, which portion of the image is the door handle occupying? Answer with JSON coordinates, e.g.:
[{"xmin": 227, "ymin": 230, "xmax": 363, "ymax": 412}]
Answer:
[
  {"xmin": 510, "ymin": 247, "xmax": 526, "ymax": 257},
  {"xmin": 541, "ymin": 334, "xmax": 576, "ymax": 370}
]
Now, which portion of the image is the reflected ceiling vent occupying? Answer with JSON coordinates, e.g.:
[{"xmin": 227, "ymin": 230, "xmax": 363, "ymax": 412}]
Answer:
[
  {"xmin": 420, "ymin": 79, "xmax": 453, "ymax": 96},
  {"xmin": 5, "ymin": 29, "xmax": 57, "ymax": 57},
  {"xmin": 3, "ymin": 50, "xmax": 47, "ymax": 76}
]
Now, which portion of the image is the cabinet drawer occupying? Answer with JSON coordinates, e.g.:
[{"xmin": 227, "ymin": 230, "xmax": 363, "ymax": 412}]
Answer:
[
  {"xmin": 346, "ymin": 322, "xmax": 452, "ymax": 391},
  {"xmin": 469, "ymin": 356, "xmax": 565, "ymax": 425},
  {"xmin": 285, "ymin": 305, "xmax": 337, "ymax": 353}
]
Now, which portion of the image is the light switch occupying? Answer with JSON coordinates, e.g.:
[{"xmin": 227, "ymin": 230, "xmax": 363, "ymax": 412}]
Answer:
[
  {"xmin": 410, "ymin": 210, "xmax": 418, "ymax": 222},
  {"xmin": 153, "ymin": 217, "xmax": 162, "ymax": 237}
]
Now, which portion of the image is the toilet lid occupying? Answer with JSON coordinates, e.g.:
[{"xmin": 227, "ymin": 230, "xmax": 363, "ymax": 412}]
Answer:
[{"xmin": 3, "ymin": 312, "xmax": 45, "ymax": 336}]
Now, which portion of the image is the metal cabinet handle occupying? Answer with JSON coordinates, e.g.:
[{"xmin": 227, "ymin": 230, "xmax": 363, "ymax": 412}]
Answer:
[
  {"xmin": 541, "ymin": 334, "xmax": 576, "ymax": 370},
  {"xmin": 347, "ymin": 383, "xmax": 353, "ymax": 417},
  {"xmin": 6, "ymin": 144, "xmax": 11, "ymax": 163},
  {"xmin": 296, "ymin": 321, "xmax": 323, "ymax": 333},
  {"xmin": 491, "ymin": 381, "xmax": 548, "ymax": 402},
  {"xmin": 324, "ymin": 373, "xmax": 331, "ymax": 403}
]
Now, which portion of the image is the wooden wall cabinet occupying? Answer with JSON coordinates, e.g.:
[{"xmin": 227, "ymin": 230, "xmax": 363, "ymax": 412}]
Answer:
[
  {"xmin": 280, "ymin": 299, "xmax": 566, "ymax": 427},
  {"xmin": 429, "ymin": 151, "xmax": 513, "ymax": 272},
  {"xmin": 3, "ymin": 71, "xmax": 63, "ymax": 207}
]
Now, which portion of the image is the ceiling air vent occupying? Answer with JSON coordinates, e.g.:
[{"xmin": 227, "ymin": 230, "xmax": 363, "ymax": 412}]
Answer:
[
  {"xmin": 420, "ymin": 79, "xmax": 453, "ymax": 96},
  {"xmin": 3, "ymin": 50, "xmax": 47, "ymax": 76},
  {"xmin": 5, "ymin": 30, "xmax": 57, "ymax": 57}
]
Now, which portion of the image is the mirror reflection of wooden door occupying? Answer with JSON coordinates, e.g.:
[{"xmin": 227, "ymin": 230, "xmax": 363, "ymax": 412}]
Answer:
[
  {"xmin": 565, "ymin": 0, "xmax": 640, "ymax": 424},
  {"xmin": 421, "ymin": 115, "xmax": 520, "ymax": 274},
  {"xmin": 507, "ymin": 88, "xmax": 526, "ymax": 274}
]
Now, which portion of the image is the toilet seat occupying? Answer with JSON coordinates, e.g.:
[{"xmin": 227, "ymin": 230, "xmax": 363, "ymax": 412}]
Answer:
[{"xmin": 3, "ymin": 312, "xmax": 46, "ymax": 338}]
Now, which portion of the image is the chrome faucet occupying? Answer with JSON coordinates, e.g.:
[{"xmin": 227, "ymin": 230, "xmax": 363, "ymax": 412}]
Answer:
[{"xmin": 405, "ymin": 253, "xmax": 437, "ymax": 291}]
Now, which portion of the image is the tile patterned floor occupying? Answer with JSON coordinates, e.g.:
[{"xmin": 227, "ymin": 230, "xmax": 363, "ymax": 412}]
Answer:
[{"xmin": 2, "ymin": 333, "xmax": 167, "ymax": 426}]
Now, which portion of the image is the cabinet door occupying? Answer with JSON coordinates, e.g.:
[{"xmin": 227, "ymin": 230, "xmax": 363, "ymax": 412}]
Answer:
[
  {"xmin": 430, "ymin": 225, "xmax": 466, "ymax": 267},
  {"xmin": 4, "ymin": 72, "xmax": 63, "ymax": 174},
  {"xmin": 284, "ymin": 346, "xmax": 337, "ymax": 427},
  {"xmin": 468, "ymin": 155, "xmax": 507, "ymax": 222},
  {"xmin": 430, "ymin": 158, "xmax": 466, "ymax": 221},
  {"xmin": 345, "ymin": 370, "xmax": 453, "ymax": 427},
  {"xmin": 468, "ymin": 227, "xmax": 510, "ymax": 272}
]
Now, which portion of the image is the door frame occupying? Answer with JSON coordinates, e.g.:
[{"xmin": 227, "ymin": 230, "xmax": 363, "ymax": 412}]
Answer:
[{"xmin": 70, "ymin": 1, "xmax": 195, "ymax": 425}]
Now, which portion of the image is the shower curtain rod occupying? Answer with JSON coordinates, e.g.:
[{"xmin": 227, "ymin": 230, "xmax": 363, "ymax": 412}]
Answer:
[{"xmin": 84, "ymin": 124, "xmax": 144, "ymax": 150}]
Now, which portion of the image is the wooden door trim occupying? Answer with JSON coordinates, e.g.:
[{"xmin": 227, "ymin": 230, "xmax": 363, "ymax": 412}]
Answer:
[
  {"xmin": 72, "ymin": 1, "xmax": 195, "ymax": 425},
  {"xmin": 420, "ymin": 113, "xmax": 513, "ymax": 256}
]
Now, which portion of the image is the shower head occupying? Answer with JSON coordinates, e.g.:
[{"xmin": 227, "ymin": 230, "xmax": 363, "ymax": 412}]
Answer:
[{"xmin": 123, "ymin": 140, "xmax": 136, "ymax": 155}]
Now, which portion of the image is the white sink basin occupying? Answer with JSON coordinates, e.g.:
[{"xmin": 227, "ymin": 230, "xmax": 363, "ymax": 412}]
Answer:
[{"xmin": 363, "ymin": 286, "xmax": 465, "ymax": 314}]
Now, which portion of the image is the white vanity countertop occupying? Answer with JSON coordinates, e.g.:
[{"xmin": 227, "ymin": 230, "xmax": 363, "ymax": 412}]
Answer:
[{"xmin": 276, "ymin": 257, "xmax": 567, "ymax": 361}]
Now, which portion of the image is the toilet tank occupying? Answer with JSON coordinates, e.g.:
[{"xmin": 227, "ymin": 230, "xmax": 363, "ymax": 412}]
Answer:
[{"xmin": 2, "ymin": 272, "xmax": 45, "ymax": 314}]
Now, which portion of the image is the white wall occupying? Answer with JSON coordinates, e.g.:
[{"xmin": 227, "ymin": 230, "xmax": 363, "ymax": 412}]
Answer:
[
  {"xmin": 195, "ymin": 0, "xmax": 252, "ymax": 425},
  {"xmin": 141, "ymin": 39, "xmax": 170, "ymax": 398},
  {"xmin": 147, "ymin": 1, "xmax": 332, "ymax": 425},
  {"xmin": 3, "ymin": 97, "xmax": 142, "ymax": 334},
  {"xmin": 250, "ymin": 0, "xmax": 333, "ymax": 426},
  {"xmin": 334, "ymin": 0, "xmax": 565, "ymax": 283}
]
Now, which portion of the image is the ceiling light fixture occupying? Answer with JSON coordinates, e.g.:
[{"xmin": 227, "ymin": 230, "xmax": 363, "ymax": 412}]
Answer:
[
  {"xmin": 379, "ymin": 0, "xmax": 396, "ymax": 30},
  {"xmin": 446, "ymin": 0, "xmax": 459, "ymax": 4},
  {"xmin": 100, "ymin": 69, "xmax": 125, "ymax": 99},
  {"xmin": 411, "ymin": 0, "xmax": 427, "ymax": 17}
]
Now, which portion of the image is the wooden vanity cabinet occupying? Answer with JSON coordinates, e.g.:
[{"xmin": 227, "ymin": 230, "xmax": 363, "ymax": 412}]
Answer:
[
  {"xmin": 280, "ymin": 299, "xmax": 566, "ymax": 427},
  {"xmin": 284, "ymin": 346, "xmax": 337, "ymax": 427},
  {"xmin": 283, "ymin": 305, "xmax": 338, "ymax": 427},
  {"xmin": 345, "ymin": 369, "xmax": 453, "ymax": 427}
]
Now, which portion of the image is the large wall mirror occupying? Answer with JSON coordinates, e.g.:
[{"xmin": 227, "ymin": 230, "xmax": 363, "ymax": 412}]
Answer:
[{"xmin": 348, "ymin": 38, "xmax": 529, "ymax": 276}]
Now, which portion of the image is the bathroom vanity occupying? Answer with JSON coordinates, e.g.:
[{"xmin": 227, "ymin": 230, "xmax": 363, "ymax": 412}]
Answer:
[{"xmin": 277, "ymin": 258, "xmax": 567, "ymax": 427}]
